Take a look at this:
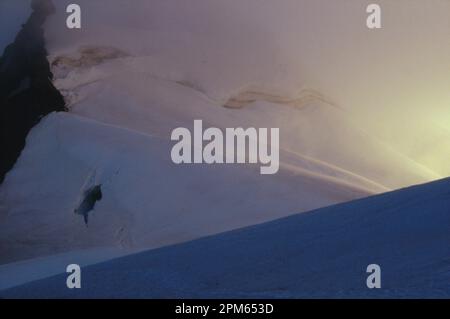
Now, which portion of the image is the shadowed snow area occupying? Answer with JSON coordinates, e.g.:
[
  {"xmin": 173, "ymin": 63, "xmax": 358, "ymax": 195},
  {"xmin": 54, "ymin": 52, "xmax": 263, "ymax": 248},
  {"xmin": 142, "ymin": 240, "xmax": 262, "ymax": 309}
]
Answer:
[{"xmin": 2, "ymin": 177, "xmax": 449, "ymax": 298}]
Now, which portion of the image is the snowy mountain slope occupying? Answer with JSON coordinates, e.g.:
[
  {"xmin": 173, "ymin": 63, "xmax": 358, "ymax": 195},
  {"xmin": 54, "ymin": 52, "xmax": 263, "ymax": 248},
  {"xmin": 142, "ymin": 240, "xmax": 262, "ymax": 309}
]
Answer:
[
  {"xmin": 41, "ymin": 0, "xmax": 450, "ymax": 178},
  {"xmin": 0, "ymin": 247, "xmax": 126, "ymax": 291},
  {"xmin": 0, "ymin": 51, "xmax": 439, "ymax": 265},
  {"xmin": 2, "ymin": 177, "xmax": 449, "ymax": 298},
  {"xmin": 0, "ymin": 112, "xmax": 372, "ymax": 264},
  {"xmin": 48, "ymin": 53, "xmax": 439, "ymax": 190},
  {"xmin": 36, "ymin": 0, "xmax": 450, "ymax": 198},
  {"xmin": 1, "ymin": 0, "xmax": 449, "ymax": 293}
]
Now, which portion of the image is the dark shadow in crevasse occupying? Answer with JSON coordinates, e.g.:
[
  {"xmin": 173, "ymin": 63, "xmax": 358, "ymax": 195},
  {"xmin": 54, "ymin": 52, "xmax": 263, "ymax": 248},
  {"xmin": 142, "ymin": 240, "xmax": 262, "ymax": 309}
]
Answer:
[{"xmin": 75, "ymin": 185, "xmax": 103, "ymax": 226}]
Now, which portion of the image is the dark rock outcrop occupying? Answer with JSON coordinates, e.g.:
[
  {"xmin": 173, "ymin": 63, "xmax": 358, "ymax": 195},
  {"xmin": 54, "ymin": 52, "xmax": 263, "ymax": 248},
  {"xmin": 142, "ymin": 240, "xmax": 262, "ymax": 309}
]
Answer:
[{"xmin": 0, "ymin": 0, "xmax": 66, "ymax": 184}]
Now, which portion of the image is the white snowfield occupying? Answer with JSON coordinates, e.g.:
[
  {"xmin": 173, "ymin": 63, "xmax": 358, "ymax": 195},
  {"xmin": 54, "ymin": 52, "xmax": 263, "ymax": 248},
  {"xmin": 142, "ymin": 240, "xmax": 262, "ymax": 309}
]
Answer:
[
  {"xmin": 0, "ymin": 112, "xmax": 373, "ymax": 264},
  {"xmin": 0, "ymin": 0, "xmax": 449, "ymax": 295},
  {"xmin": 2, "ymin": 177, "xmax": 450, "ymax": 298}
]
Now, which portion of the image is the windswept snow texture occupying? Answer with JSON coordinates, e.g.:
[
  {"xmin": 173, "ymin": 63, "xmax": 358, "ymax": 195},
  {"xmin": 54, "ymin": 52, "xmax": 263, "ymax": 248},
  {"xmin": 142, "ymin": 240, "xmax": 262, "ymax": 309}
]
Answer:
[{"xmin": 2, "ymin": 178, "xmax": 450, "ymax": 298}]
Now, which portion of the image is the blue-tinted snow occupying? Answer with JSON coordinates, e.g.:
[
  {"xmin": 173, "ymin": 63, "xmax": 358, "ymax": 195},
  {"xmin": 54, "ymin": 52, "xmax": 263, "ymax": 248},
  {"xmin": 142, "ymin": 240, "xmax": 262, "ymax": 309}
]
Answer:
[{"xmin": 2, "ymin": 178, "xmax": 449, "ymax": 298}]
